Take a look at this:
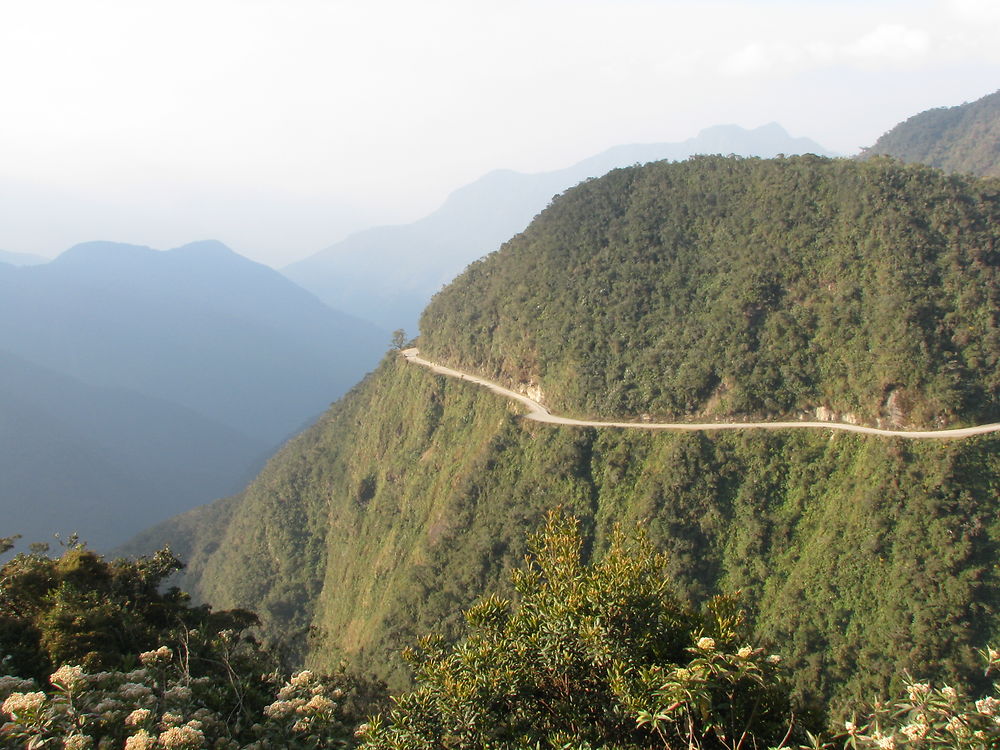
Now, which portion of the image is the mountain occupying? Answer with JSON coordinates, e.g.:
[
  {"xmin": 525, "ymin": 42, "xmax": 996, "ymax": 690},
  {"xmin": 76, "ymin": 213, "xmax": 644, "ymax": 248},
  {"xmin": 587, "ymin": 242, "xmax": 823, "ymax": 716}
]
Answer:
[
  {"xmin": 131, "ymin": 156, "xmax": 1000, "ymax": 716},
  {"xmin": 283, "ymin": 124, "xmax": 835, "ymax": 332},
  {"xmin": 0, "ymin": 349, "xmax": 265, "ymax": 550},
  {"xmin": 858, "ymin": 88, "xmax": 1000, "ymax": 177},
  {"xmin": 0, "ymin": 240, "xmax": 386, "ymax": 443},
  {"xmin": 0, "ymin": 249, "xmax": 48, "ymax": 266},
  {"xmin": 0, "ymin": 240, "xmax": 387, "ymax": 550}
]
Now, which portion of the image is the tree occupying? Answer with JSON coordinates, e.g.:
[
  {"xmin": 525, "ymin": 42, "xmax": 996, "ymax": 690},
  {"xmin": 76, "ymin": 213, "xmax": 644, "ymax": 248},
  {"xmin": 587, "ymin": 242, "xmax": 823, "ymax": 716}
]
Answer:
[
  {"xmin": 391, "ymin": 329, "xmax": 408, "ymax": 350},
  {"xmin": 360, "ymin": 510, "xmax": 807, "ymax": 749}
]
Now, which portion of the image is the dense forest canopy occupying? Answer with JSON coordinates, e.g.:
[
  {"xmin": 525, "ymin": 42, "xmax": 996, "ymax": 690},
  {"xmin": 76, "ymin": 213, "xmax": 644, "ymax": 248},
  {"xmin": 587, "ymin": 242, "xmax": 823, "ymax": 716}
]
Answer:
[
  {"xmin": 858, "ymin": 88, "xmax": 1000, "ymax": 178},
  {"xmin": 421, "ymin": 155, "xmax": 1000, "ymax": 428}
]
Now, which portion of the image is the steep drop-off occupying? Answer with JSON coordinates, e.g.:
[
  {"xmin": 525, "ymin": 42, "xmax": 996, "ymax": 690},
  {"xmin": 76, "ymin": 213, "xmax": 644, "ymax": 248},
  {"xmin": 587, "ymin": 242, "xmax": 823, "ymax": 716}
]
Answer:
[{"xmin": 136, "ymin": 156, "xmax": 1000, "ymax": 716}]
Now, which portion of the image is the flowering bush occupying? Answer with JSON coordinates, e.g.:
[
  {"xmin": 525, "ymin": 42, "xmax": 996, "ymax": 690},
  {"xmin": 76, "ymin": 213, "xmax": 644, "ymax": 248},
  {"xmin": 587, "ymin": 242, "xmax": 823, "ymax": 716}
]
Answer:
[
  {"xmin": 0, "ymin": 648, "xmax": 382, "ymax": 749},
  {"xmin": 825, "ymin": 647, "xmax": 1000, "ymax": 750}
]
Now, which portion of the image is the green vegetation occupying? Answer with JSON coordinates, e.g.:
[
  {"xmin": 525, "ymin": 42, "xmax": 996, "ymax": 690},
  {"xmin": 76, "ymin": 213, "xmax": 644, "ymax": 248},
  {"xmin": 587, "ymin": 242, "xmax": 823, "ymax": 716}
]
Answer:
[
  {"xmin": 0, "ymin": 541, "xmax": 385, "ymax": 748},
  {"xmin": 421, "ymin": 155, "xmax": 1000, "ymax": 427},
  {"xmin": 138, "ymin": 353, "xmax": 1000, "ymax": 719},
  {"xmin": 132, "ymin": 156, "xmax": 1000, "ymax": 726},
  {"xmin": 10, "ymin": 518, "xmax": 1000, "ymax": 748},
  {"xmin": 859, "ymin": 89, "xmax": 1000, "ymax": 178},
  {"xmin": 363, "ymin": 511, "xmax": 805, "ymax": 749}
]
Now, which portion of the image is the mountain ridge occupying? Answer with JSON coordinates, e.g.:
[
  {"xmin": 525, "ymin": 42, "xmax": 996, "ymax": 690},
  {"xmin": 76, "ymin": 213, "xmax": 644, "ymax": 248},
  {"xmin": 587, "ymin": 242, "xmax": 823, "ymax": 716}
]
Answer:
[
  {"xmin": 283, "ymin": 123, "xmax": 835, "ymax": 332},
  {"xmin": 858, "ymin": 88, "xmax": 1000, "ymax": 177}
]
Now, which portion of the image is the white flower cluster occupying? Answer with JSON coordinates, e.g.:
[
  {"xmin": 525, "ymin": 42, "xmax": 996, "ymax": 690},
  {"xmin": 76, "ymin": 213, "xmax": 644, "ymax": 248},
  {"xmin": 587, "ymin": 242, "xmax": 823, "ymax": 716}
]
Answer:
[
  {"xmin": 138, "ymin": 646, "xmax": 172, "ymax": 667},
  {"xmin": 0, "ymin": 652, "xmax": 356, "ymax": 748}
]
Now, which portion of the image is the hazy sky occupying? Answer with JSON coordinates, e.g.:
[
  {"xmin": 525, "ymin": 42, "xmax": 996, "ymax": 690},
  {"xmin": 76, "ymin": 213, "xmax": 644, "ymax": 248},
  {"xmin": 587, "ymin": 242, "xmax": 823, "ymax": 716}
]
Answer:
[{"xmin": 1, "ymin": 0, "xmax": 997, "ymax": 266}]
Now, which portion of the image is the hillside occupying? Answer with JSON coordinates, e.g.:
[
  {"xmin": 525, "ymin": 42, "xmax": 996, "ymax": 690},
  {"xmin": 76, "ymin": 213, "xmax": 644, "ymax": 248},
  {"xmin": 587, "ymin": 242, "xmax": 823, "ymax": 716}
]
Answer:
[
  {"xmin": 132, "ymin": 156, "xmax": 1000, "ymax": 717},
  {"xmin": 858, "ymin": 88, "xmax": 1000, "ymax": 177},
  {"xmin": 283, "ymin": 124, "xmax": 834, "ymax": 332},
  {"xmin": 422, "ymin": 155, "xmax": 1000, "ymax": 428}
]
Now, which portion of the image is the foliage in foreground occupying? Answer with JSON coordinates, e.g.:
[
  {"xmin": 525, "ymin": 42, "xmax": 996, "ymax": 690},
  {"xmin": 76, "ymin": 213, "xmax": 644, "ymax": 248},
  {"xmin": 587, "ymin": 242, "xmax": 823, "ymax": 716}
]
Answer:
[
  {"xmin": 0, "ymin": 653, "xmax": 380, "ymax": 749},
  {"xmin": 361, "ymin": 511, "xmax": 805, "ymax": 749},
  {"xmin": 5, "ymin": 517, "xmax": 1000, "ymax": 747},
  {"xmin": 0, "ymin": 538, "xmax": 386, "ymax": 747}
]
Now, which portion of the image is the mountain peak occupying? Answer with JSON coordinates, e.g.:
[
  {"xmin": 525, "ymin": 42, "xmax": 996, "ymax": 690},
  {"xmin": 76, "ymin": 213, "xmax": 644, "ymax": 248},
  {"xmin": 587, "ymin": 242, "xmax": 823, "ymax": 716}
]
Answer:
[
  {"xmin": 54, "ymin": 241, "xmax": 157, "ymax": 266},
  {"xmin": 169, "ymin": 240, "xmax": 238, "ymax": 259}
]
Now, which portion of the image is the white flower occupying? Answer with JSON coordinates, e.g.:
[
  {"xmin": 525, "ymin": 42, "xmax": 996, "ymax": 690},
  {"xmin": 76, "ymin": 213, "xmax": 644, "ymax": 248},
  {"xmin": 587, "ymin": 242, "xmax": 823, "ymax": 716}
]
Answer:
[
  {"xmin": 264, "ymin": 699, "xmax": 305, "ymax": 719},
  {"xmin": 1, "ymin": 691, "xmax": 46, "ymax": 717},
  {"xmin": 696, "ymin": 637, "xmax": 715, "ymax": 651},
  {"xmin": 139, "ymin": 646, "xmax": 172, "ymax": 667},
  {"xmin": 126, "ymin": 708, "xmax": 153, "ymax": 727},
  {"xmin": 124, "ymin": 731, "xmax": 157, "ymax": 750},
  {"xmin": 289, "ymin": 670, "xmax": 314, "ymax": 687},
  {"xmin": 158, "ymin": 725, "xmax": 205, "ymax": 749},
  {"xmin": 941, "ymin": 685, "xmax": 958, "ymax": 701},
  {"xmin": 766, "ymin": 654, "xmax": 782, "ymax": 664},
  {"xmin": 62, "ymin": 735, "xmax": 93, "ymax": 750},
  {"xmin": 94, "ymin": 698, "xmax": 122, "ymax": 714},
  {"xmin": 737, "ymin": 646, "xmax": 753, "ymax": 659},
  {"xmin": 120, "ymin": 682, "xmax": 153, "ymax": 700},
  {"xmin": 164, "ymin": 685, "xmax": 192, "ymax": 704},
  {"xmin": 160, "ymin": 711, "xmax": 184, "ymax": 728},
  {"xmin": 50, "ymin": 665, "xmax": 86, "ymax": 691},
  {"xmin": 946, "ymin": 715, "xmax": 969, "ymax": 737},
  {"xmin": 976, "ymin": 696, "xmax": 1000, "ymax": 716},
  {"xmin": 874, "ymin": 734, "xmax": 896, "ymax": 750},
  {"xmin": 901, "ymin": 722, "xmax": 927, "ymax": 740},
  {"xmin": 304, "ymin": 695, "xmax": 335, "ymax": 714},
  {"xmin": 907, "ymin": 682, "xmax": 931, "ymax": 701}
]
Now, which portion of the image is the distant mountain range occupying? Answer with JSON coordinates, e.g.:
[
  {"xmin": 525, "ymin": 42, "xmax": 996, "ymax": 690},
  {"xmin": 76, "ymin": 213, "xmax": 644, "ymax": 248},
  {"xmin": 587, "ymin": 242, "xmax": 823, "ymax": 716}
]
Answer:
[
  {"xmin": 0, "ymin": 249, "xmax": 47, "ymax": 266},
  {"xmin": 0, "ymin": 349, "xmax": 264, "ymax": 550},
  {"xmin": 859, "ymin": 88, "xmax": 1000, "ymax": 177},
  {"xmin": 283, "ymin": 123, "xmax": 836, "ymax": 332},
  {"xmin": 0, "ymin": 240, "xmax": 386, "ymax": 550}
]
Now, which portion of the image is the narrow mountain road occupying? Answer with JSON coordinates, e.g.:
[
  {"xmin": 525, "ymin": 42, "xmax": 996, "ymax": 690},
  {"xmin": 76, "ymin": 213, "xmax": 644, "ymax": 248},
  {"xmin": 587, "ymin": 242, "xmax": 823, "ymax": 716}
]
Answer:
[{"xmin": 402, "ymin": 348, "xmax": 1000, "ymax": 440}]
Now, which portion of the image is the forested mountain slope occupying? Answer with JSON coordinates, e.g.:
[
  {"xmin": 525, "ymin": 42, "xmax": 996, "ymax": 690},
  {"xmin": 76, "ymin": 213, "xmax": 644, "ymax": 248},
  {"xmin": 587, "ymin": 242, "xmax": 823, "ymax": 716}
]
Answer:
[
  {"xmin": 422, "ymin": 156, "xmax": 1000, "ymax": 428},
  {"xmin": 858, "ymin": 88, "xmax": 1000, "ymax": 177},
  {"xmin": 134, "ymin": 156, "xmax": 1000, "ymax": 718},
  {"xmin": 283, "ymin": 124, "xmax": 833, "ymax": 332}
]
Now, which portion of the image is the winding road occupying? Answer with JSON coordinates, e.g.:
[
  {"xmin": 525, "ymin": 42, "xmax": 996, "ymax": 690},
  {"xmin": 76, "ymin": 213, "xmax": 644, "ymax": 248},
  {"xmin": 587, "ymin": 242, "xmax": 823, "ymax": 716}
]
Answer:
[{"xmin": 402, "ymin": 348, "xmax": 1000, "ymax": 440}]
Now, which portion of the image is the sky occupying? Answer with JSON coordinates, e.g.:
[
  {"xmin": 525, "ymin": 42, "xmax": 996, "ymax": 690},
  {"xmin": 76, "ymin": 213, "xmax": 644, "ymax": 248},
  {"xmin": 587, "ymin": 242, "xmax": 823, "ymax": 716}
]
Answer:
[{"xmin": 0, "ymin": 0, "xmax": 998, "ymax": 267}]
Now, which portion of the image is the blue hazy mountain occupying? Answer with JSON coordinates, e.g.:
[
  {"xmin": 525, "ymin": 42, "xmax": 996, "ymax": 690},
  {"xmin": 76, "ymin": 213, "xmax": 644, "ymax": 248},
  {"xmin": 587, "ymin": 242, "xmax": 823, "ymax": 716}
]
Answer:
[
  {"xmin": 0, "ymin": 240, "xmax": 386, "ymax": 442},
  {"xmin": 0, "ymin": 349, "xmax": 266, "ymax": 550},
  {"xmin": 0, "ymin": 249, "xmax": 47, "ymax": 266},
  {"xmin": 283, "ymin": 123, "xmax": 835, "ymax": 332},
  {"xmin": 0, "ymin": 240, "xmax": 387, "ymax": 550}
]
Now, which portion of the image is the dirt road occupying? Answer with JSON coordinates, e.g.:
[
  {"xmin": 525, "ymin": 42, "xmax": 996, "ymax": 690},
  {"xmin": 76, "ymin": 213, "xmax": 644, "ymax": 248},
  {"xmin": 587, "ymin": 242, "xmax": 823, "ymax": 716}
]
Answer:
[{"xmin": 402, "ymin": 348, "xmax": 1000, "ymax": 440}]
